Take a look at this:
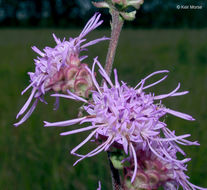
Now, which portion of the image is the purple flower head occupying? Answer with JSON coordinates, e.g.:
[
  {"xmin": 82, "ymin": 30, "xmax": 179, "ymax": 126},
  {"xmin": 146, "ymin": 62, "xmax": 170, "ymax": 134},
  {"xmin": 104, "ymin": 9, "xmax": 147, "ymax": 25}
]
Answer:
[
  {"xmin": 124, "ymin": 142, "xmax": 206, "ymax": 190},
  {"xmin": 14, "ymin": 13, "xmax": 109, "ymax": 127},
  {"xmin": 44, "ymin": 57, "xmax": 197, "ymax": 182}
]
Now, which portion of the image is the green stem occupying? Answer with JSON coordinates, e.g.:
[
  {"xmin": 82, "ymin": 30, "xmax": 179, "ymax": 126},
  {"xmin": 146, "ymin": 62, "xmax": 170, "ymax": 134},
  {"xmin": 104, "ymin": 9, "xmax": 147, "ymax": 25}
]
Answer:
[{"xmin": 107, "ymin": 152, "xmax": 123, "ymax": 190}]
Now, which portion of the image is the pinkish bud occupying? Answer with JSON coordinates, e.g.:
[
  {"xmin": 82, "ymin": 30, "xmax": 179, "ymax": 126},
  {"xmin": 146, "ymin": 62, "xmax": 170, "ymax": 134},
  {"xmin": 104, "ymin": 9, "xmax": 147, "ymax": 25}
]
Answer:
[
  {"xmin": 52, "ymin": 81, "xmax": 64, "ymax": 92},
  {"xmin": 50, "ymin": 69, "xmax": 64, "ymax": 84},
  {"xmin": 85, "ymin": 86, "xmax": 95, "ymax": 98},
  {"xmin": 66, "ymin": 53, "xmax": 80, "ymax": 66},
  {"xmin": 147, "ymin": 172, "xmax": 159, "ymax": 188},
  {"xmin": 134, "ymin": 172, "xmax": 149, "ymax": 189},
  {"xmin": 55, "ymin": 63, "xmax": 95, "ymax": 97},
  {"xmin": 61, "ymin": 80, "xmax": 75, "ymax": 93},
  {"xmin": 44, "ymin": 69, "xmax": 64, "ymax": 89},
  {"xmin": 74, "ymin": 78, "xmax": 90, "ymax": 97},
  {"xmin": 125, "ymin": 171, "xmax": 149, "ymax": 190},
  {"xmin": 76, "ymin": 66, "xmax": 93, "ymax": 86},
  {"xmin": 64, "ymin": 66, "xmax": 79, "ymax": 80},
  {"xmin": 76, "ymin": 67, "xmax": 89, "ymax": 78},
  {"xmin": 124, "ymin": 150, "xmax": 174, "ymax": 190},
  {"xmin": 92, "ymin": 1, "xmax": 110, "ymax": 9}
]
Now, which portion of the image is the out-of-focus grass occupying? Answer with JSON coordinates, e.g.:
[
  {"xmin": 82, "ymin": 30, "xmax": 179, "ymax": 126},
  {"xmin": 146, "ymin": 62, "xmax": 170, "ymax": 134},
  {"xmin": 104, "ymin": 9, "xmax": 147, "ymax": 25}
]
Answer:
[{"xmin": 0, "ymin": 28, "xmax": 207, "ymax": 190}]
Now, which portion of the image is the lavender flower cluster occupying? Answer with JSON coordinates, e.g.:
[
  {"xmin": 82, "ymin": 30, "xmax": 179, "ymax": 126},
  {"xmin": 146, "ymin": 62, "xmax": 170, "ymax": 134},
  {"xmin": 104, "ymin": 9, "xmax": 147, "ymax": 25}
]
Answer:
[
  {"xmin": 15, "ymin": 13, "xmax": 206, "ymax": 190},
  {"xmin": 15, "ymin": 13, "xmax": 108, "ymax": 127}
]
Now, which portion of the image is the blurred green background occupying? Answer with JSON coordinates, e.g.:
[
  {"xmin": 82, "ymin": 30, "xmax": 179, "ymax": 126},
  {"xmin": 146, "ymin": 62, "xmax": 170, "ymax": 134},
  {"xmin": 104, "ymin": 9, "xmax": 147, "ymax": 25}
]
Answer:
[{"xmin": 0, "ymin": 28, "xmax": 207, "ymax": 190}]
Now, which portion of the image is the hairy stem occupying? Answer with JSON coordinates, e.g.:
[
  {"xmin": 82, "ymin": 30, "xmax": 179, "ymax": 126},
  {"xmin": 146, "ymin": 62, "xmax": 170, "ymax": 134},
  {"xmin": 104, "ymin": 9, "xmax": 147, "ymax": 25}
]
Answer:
[
  {"xmin": 103, "ymin": 9, "xmax": 124, "ymax": 190},
  {"xmin": 104, "ymin": 9, "xmax": 124, "ymax": 77}
]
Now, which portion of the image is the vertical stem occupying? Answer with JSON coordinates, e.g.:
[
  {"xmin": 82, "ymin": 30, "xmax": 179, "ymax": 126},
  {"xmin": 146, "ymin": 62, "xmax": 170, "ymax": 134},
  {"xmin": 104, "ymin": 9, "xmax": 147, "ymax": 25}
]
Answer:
[
  {"xmin": 103, "ymin": 9, "xmax": 124, "ymax": 190},
  {"xmin": 104, "ymin": 9, "xmax": 124, "ymax": 77},
  {"xmin": 107, "ymin": 152, "xmax": 123, "ymax": 190}
]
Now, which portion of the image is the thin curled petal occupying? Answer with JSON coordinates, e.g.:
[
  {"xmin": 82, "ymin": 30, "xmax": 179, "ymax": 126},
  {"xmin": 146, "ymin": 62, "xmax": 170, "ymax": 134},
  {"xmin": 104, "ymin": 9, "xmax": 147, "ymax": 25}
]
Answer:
[
  {"xmin": 67, "ymin": 90, "xmax": 88, "ymax": 103},
  {"xmin": 143, "ymin": 75, "xmax": 168, "ymax": 90},
  {"xmin": 79, "ymin": 13, "xmax": 102, "ymax": 39},
  {"xmin": 16, "ymin": 88, "xmax": 37, "ymax": 119},
  {"xmin": 52, "ymin": 33, "xmax": 61, "ymax": 44},
  {"xmin": 187, "ymin": 182, "xmax": 207, "ymax": 190},
  {"xmin": 51, "ymin": 94, "xmax": 77, "ymax": 101},
  {"xmin": 80, "ymin": 55, "xmax": 88, "ymax": 61},
  {"xmin": 114, "ymin": 69, "xmax": 120, "ymax": 88},
  {"xmin": 171, "ymin": 91, "xmax": 189, "ymax": 97},
  {"xmin": 53, "ymin": 97, "xmax": 59, "ymax": 111},
  {"xmin": 60, "ymin": 125, "xmax": 98, "ymax": 136},
  {"xmin": 73, "ymin": 136, "xmax": 113, "ymax": 166},
  {"xmin": 14, "ymin": 99, "xmax": 38, "ymax": 127},
  {"xmin": 134, "ymin": 70, "xmax": 169, "ymax": 89},
  {"xmin": 93, "ymin": 57, "xmax": 113, "ymax": 87},
  {"xmin": 130, "ymin": 143, "xmax": 138, "ymax": 183},
  {"xmin": 164, "ymin": 108, "xmax": 195, "ymax": 121},
  {"xmin": 86, "ymin": 63, "xmax": 101, "ymax": 94},
  {"xmin": 150, "ymin": 134, "xmax": 191, "ymax": 142},
  {"xmin": 71, "ymin": 129, "xmax": 99, "ymax": 156},
  {"xmin": 21, "ymin": 78, "xmax": 38, "ymax": 95},
  {"xmin": 32, "ymin": 46, "xmax": 45, "ymax": 57},
  {"xmin": 81, "ymin": 37, "xmax": 110, "ymax": 49},
  {"xmin": 44, "ymin": 117, "xmax": 86, "ymax": 127},
  {"xmin": 154, "ymin": 83, "xmax": 181, "ymax": 100}
]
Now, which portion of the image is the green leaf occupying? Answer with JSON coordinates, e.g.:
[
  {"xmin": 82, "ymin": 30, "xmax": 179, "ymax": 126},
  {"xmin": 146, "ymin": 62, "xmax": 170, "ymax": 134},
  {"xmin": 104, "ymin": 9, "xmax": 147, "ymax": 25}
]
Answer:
[{"xmin": 120, "ymin": 10, "xmax": 136, "ymax": 21}]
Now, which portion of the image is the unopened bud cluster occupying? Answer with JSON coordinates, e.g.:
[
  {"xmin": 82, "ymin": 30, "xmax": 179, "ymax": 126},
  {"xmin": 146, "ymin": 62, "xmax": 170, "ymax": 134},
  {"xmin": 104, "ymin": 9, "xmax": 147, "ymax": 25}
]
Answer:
[
  {"xmin": 111, "ymin": 0, "xmax": 144, "ymax": 10},
  {"xmin": 124, "ymin": 150, "xmax": 173, "ymax": 190},
  {"xmin": 93, "ymin": 0, "xmax": 144, "ymax": 21},
  {"xmin": 46, "ymin": 54, "xmax": 94, "ymax": 98}
]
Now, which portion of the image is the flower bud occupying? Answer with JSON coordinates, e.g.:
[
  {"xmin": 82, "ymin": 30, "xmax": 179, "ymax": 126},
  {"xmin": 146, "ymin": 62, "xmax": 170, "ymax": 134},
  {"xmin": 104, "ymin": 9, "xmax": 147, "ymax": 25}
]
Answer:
[
  {"xmin": 66, "ymin": 53, "xmax": 80, "ymax": 66},
  {"xmin": 74, "ymin": 79, "xmax": 89, "ymax": 97},
  {"xmin": 61, "ymin": 80, "xmax": 74, "ymax": 93},
  {"xmin": 92, "ymin": 0, "xmax": 144, "ymax": 21},
  {"xmin": 128, "ymin": 0, "xmax": 144, "ymax": 9},
  {"xmin": 64, "ymin": 66, "xmax": 79, "ymax": 81},
  {"xmin": 92, "ymin": 1, "xmax": 110, "ymax": 8},
  {"xmin": 120, "ymin": 11, "xmax": 136, "ymax": 21},
  {"xmin": 74, "ymin": 65, "xmax": 94, "ymax": 97},
  {"xmin": 52, "ymin": 81, "xmax": 64, "ymax": 92},
  {"xmin": 124, "ymin": 151, "xmax": 173, "ymax": 190}
]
